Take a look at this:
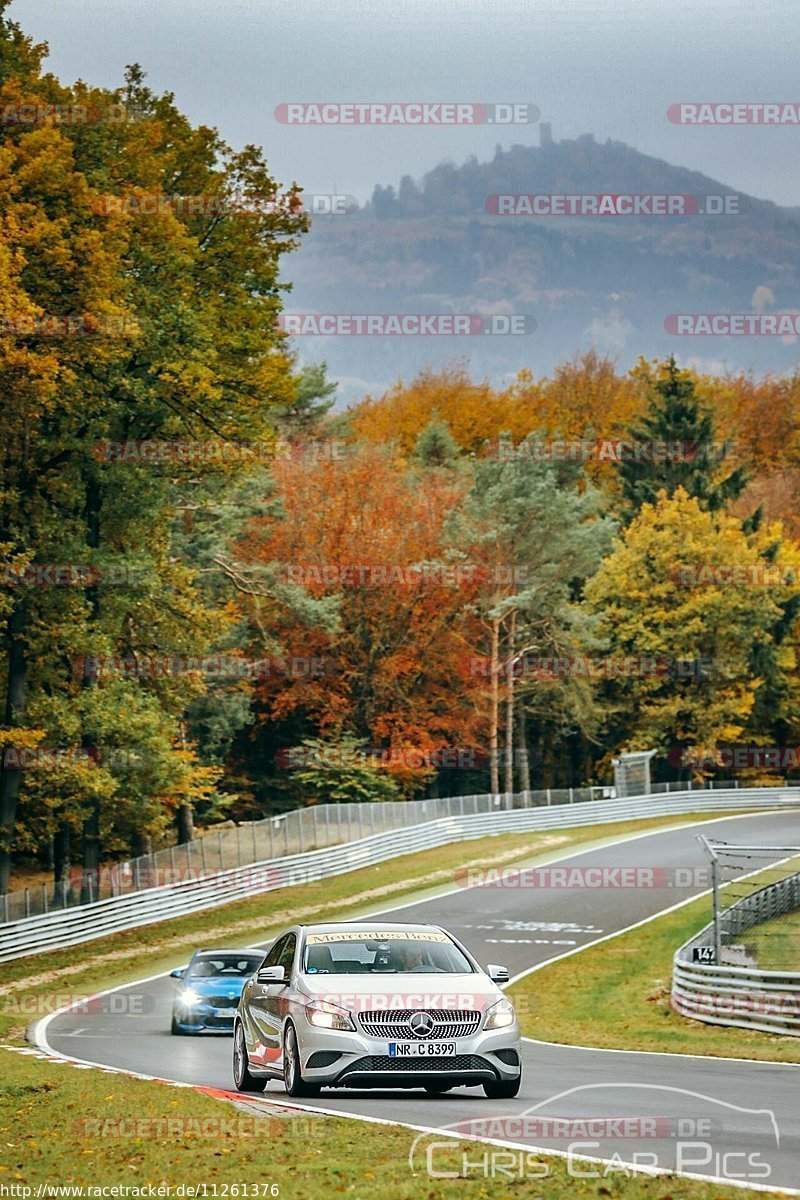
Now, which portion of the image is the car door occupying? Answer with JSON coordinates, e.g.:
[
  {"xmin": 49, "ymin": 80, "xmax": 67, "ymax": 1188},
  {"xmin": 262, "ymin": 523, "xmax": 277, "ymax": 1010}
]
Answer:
[
  {"xmin": 244, "ymin": 934, "xmax": 287, "ymax": 1066},
  {"xmin": 265, "ymin": 933, "xmax": 297, "ymax": 1068}
]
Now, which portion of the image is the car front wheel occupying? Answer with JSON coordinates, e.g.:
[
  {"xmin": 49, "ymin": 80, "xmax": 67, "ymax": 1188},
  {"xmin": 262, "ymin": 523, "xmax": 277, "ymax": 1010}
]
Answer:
[
  {"xmin": 283, "ymin": 1023, "xmax": 320, "ymax": 1097},
  {"xmin": 233, "ymin": 1022, "xmax": 267, "ymax": 1093}
]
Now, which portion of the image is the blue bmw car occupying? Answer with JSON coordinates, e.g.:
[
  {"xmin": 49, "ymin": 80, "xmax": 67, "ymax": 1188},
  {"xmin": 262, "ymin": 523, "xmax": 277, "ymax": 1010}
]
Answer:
[{"xmin": 170, "ymin": 948, "xmax": 265, "ymax": 1035}]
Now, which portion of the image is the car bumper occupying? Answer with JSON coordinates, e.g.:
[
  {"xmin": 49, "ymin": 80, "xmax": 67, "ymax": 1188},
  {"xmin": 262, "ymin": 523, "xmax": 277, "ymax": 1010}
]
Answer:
[
  {"xmin": 173, "ymin": 1007, "xmax": 238, "ymax": 1034},
  {"xmin": 296, "ymin": 1021, "xmax": 522, "ymax": 1088}
]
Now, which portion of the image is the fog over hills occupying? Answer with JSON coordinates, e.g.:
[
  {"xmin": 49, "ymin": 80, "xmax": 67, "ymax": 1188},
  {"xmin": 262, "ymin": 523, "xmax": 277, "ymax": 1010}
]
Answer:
[{"xmin": 285, "ymin": 131, "xmax": 800, "ymax": 404}]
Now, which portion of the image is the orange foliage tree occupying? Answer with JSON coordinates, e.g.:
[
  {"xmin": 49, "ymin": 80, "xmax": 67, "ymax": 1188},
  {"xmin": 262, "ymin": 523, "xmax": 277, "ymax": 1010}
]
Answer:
[
  {"xmin": 237, "ymin": 445, "xmax": 485, "ymax": 793},
  {"xmin": 347, "ymin": 365, "xmax": 541, "ymax": 456}
]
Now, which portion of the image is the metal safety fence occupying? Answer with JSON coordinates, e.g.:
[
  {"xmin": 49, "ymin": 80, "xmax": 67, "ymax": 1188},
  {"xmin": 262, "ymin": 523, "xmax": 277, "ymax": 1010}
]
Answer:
[
  {"xmin": 673, "ymin": 847, "xmax": 800, "ymax": 1036},
  {"xmin": 0, "ymin": 777, "xmax": 764, "ymax": 924},
  {"xmin": 1, "ymin": 783, "xmax": 798, "ymax": 963}
]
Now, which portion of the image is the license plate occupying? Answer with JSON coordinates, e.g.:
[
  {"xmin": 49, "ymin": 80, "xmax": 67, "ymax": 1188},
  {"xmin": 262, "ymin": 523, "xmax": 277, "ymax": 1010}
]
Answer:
[{"xmin": 388, "ymin": 1042, "xmax": 456, "ymax": 1057}]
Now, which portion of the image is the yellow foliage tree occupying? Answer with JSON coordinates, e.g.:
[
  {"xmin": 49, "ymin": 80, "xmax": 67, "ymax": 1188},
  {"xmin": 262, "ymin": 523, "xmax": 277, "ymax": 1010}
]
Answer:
[{"xmin": 584, "ymin": 488, "xmax": 800, "ymax": 775}]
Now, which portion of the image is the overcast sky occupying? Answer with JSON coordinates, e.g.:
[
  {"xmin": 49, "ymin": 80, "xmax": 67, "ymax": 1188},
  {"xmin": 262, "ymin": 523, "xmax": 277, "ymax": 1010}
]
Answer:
[{"xmin": 11, "ymin": 0, "xmax": 800, "ymax": 206}]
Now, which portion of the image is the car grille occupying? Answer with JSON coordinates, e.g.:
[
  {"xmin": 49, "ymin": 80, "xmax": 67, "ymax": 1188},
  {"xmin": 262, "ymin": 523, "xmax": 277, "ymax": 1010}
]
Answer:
[
  {"xmin": 358, "ymin": 1009, "xmax": 482, "ymax": 1039},
  {"xmin": 206, "ymin": 995, "xmax": 239, "ymax": 1008},
  {"xmin": 339, "ymin": 1054, "xmax": 492, "ymax": 1076}
]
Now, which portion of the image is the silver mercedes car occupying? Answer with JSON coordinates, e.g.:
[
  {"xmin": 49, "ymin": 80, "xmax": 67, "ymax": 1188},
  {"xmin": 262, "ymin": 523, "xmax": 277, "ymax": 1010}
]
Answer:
[{"xmin": 232, "ymin": 920, "xmax": 521, "ymax": 1098}]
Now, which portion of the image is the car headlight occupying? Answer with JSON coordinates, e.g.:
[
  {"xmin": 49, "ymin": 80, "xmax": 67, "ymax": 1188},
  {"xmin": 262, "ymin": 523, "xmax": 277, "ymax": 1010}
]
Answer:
[
  {"xmin": 305, "ymin": 999, "xmax": 355, "ymax": 1030},
  {"xmin": 179, "ymin": 988, "xmax": 202, "ymax": 1007},
  {"xmin": 484, "ymin": 998, "xmax": 516, "ymax": 1030}
]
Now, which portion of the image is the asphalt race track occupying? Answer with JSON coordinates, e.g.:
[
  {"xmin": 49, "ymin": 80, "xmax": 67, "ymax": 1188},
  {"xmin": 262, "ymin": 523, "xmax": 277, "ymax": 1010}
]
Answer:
[{"xmin": 40, "ymin": 812, "xmax": 800, "ymax": 1193}]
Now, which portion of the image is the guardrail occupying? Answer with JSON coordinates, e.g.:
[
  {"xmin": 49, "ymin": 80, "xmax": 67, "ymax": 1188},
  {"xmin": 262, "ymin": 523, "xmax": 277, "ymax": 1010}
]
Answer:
[
  {"xmin": 2, "ymin": 784, "xmax": 617, "ymax": 923},
  {"xmin": 0, "ymin": 777, "xmax": 768, "ymax": 923},
  {"xmin": 2, "ymin": 785, "xmax": 798, "ymax": 964},
  {"xmin": 672, "ymin": 869, "xmax": 800, "ymax": 1036}
]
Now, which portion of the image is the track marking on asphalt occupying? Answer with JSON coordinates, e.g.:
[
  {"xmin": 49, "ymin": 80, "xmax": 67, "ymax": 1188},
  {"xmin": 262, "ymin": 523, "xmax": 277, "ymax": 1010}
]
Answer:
[
  {"xmin": 324, "ymin": 806, "xmax": 800, "ymax": 923},
  {"xmin": 29, "ymin": 807, "xmax": 800, "ymax": 1195},
  {"xmin": 508, "ymin": 834, "xmax": 800, "ymax": 1069}
]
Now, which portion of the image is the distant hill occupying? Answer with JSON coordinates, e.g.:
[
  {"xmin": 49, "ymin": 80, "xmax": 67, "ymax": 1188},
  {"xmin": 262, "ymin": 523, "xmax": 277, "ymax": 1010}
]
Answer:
[{"xmin": 285, "ymin": 133, "xmax": 800, "ymax": 404}]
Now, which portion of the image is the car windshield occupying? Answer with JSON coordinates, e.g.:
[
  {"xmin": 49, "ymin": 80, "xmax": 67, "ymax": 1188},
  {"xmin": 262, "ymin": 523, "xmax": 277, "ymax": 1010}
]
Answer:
[
  {"xmin": 302, "ymin": 931, "xmax": 474, "ymax": 975},
  {"xmin": 187, "ymin": 954, "xmax": 262, "ymax": 978}
]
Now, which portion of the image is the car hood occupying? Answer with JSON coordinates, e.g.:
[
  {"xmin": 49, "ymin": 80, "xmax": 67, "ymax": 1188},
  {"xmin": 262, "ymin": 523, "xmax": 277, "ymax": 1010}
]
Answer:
[
  {"xmin": 297, "ymin": 972, "xmax": 503, "ymax": 1015},
  {"xmin": 183, "ymin": 978, "xmax": 247, "ymax": 997}
]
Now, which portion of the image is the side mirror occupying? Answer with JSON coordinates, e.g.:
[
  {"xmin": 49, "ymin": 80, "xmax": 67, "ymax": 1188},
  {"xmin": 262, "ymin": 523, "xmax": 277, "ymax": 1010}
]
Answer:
[
  {"xmin": 169, "ymin": 968, "xmax": 185, "ymax": 979},
  {"xmin": 487, "ymin": 963, "xmax": 509, "ymax": 984},
  {"xmin": 257, "ymin": 964, "xmax": 286, "ymax": 984}
]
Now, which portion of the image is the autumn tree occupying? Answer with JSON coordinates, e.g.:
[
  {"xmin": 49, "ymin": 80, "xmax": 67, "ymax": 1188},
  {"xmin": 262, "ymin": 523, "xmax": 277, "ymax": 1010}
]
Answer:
[
  {"xmin": 584, "ymin": 488, "xmax": 800, "ymax": 775},
  {"xmin": 236, "ymin": 444, "xmax": 483, "ymax": 800},
  {"xmin": 619, "ymin": 357, "xmax": 748, "ymax": 519},
  {"xmin": 448, "ymin": 450, "xmax": 614, "ymax": 793},
  {"xmin": 348, "ymin": 366, "xmax": 538, "ymax": 457},
  {"xmin": 0, "ymin": 7, "xmax": 307, "ymax": 892}
]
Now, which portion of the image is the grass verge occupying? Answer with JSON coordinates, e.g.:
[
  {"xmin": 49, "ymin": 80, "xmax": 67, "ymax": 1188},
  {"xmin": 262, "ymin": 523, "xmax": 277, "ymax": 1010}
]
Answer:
[
  {"xmin": 0, "ymin": 1047, "xmax": 757, "ymax": 1199},
  {"xmin": 747, "ymin": 905, "xmax": 800, "ymax": 971}
]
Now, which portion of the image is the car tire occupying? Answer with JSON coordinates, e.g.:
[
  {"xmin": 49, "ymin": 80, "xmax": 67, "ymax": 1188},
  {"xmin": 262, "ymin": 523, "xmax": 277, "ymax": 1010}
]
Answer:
[
  {"xmin": 283, "ymin": 1023, "xmax": 320, "ymax": 1097},
  {"xmin": 483, "ymin": 1076, "xmax": 521, "ymax": 1099},
  {"xmin": 170, "ymin": 1013, "xmax": 185, "ymax": 1036},
  {"xmin": 233, "ymin": 1021, "xmax": 267, "ymax": 1093},
  {"xmin": 424, "ymin": 1082, "xmax": 453, "ymax": 1095}
]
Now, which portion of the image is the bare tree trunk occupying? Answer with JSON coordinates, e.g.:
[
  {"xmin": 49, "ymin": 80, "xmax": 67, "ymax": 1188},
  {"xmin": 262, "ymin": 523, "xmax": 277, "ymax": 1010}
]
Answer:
[
  {"xmin": 80, "ymin": 806, "xmax": 100, "ymax": 904},
  {"xmin": 53, "ymin": 823, "xmax": 71, "ymax": 906},
  {"xmin": 131, "ymin": 830, "xmax": 151, "ymax": 857},
  {"xmin": 516, "ymin": 705, "xmax": 531, "ymax": 792},
  {"xmin": 489, "ymin": 617, "xmax": 500, "ymax": 794},
  {"xmin": 0, "ymin": 599, "xmax": 28, "ymax": 895},
  {"xmin": 177, "ymin": 804, "xmax": 195, "ymax": 844},
  {"xmin": 176, "ymin": 723, "xmax": 194, "ymax": 844},
  {"xmin": 80, "ymin": 474, "xmax": 101, "ymax": 905},
  {"xmin": 504, "ymin": 611, "xmax": 517, "ymax": 795}
]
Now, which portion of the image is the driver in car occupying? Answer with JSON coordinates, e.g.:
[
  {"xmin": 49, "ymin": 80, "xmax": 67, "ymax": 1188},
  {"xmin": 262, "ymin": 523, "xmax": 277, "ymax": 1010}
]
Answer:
[{"xmin": 398, "ymin": 944, "xmax": 428, "ymax": 972}]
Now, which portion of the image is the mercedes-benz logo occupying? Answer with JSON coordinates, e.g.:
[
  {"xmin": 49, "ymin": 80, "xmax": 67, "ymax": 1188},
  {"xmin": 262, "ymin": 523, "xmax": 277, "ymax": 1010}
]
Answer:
[{"xmin": 409, "ymin": 1010, "xmax": 435, "ymax": 1038}]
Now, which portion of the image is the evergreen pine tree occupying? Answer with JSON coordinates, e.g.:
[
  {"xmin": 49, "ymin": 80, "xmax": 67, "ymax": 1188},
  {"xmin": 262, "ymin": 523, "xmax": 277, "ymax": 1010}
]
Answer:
[
  {"xmin": 412, "ymin": 415, "xmax": 459, "ymax": 467},
  {"xmin": 619, "ymin": 357, "xmax": 748, "ymax": 518}
]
